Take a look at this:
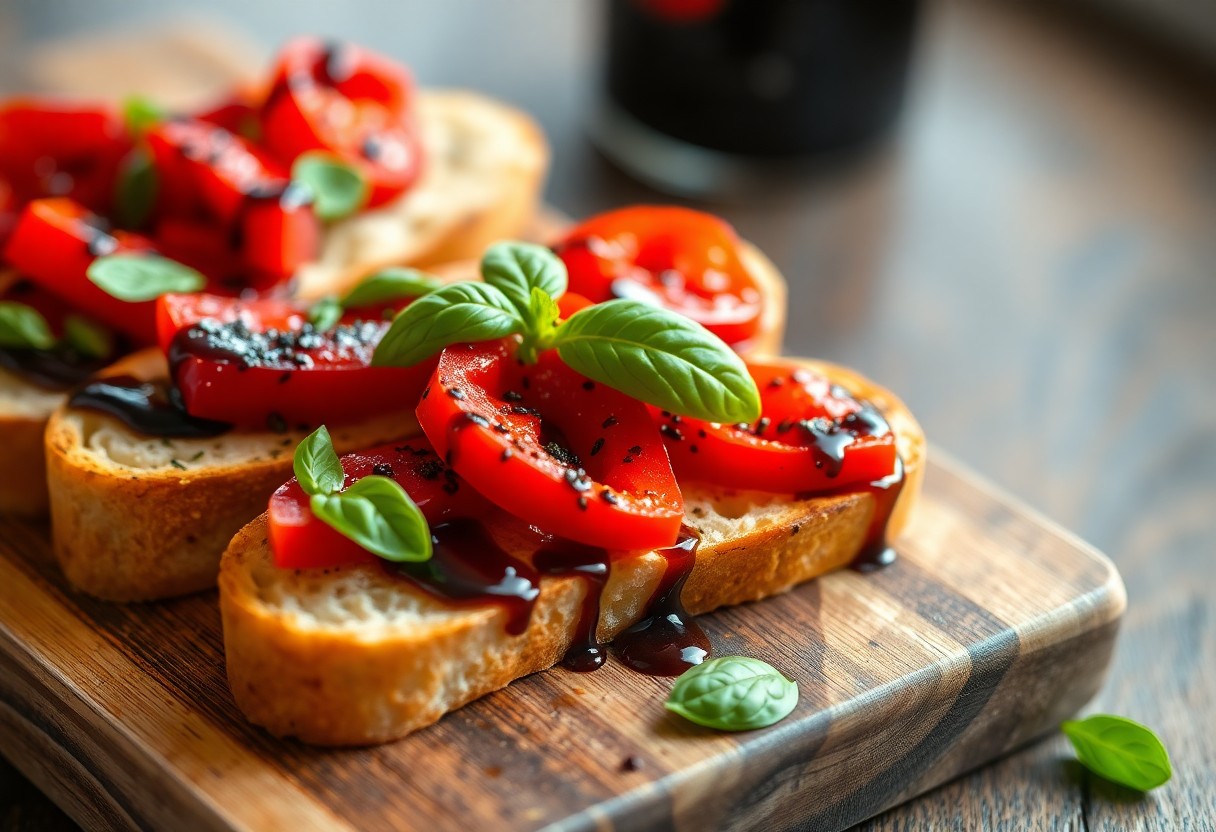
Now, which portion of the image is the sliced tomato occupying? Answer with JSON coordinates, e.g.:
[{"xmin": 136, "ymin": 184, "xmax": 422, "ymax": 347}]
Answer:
[
  {"xmin": 554, "ymin": 206, "xmax": 764, "ymax": 347},
  {"xmin": 0, "ymin": 179, "xmax": 16, "ymax": 246},
  {"xmin": 655, "ymin": 358, "xmax": 898, "ymax": 493},
  {"xmin": 0, "ymin": 99, "xmax": 131, "ymax": 216},
  {"xmin": 193, "ymin": 92, "xmax": 261, "ymax": 140},
  {"xmin": 155, "ymin": 290, "xmax": 411, "ymax": 353},
  {"xmin": 152, "ymin": 218, "xmax": 245, "ymax": 289},
  {"xmin": 269, "ymin": 438, "xmax": 493, "ymax": 569},
  {"xmin": 159, "ymin": 292, "xmax": 433, "ymax": 428},
  {"xmin": 3, "ymin": 198, "xmax": 159, "ymax": 344},
  {"xmin": 146, "ymin": 120, "xmax": 319, "ymax": 287},
  {"xmin": 556, "ymin": 291, "xmax": 593, "ymax": 319},
  {"xmin": 259, "ymin": 38, "xmax": 423, "ymax": 207},
  {"xmin": 416, "ymin": 339, "xmax": 684, "ymax": 550},
  {"xmin": 156, "ymin": 292, "xmax": 307, "ymax": 352}
]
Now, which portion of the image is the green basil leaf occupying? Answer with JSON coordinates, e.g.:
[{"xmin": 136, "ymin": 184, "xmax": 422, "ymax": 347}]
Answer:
[
  {"xmin": 293, "ymin": 426, "xmax": 345, "ymax": 496},
  {"xmin": 310, "ymin": 475, "xmax": 432, "ymax": 562},
  {"xmin": 372, "ymin": 282, "xmax": 522, "ymax": 368},
  {"xmin": 552, "ymin": 299, "xmax": 761, "ymax": 423},
  {"xmin": 665, "ymin": 656, "xmax": 798, "ymax": 731},
  {"xmin": 517, "ymin": 286, "xmax": 561, "ymax": 364},
  {"xmin": 481, "ymin": 242, "xmax": 567, "ymax": 323},
  {"xmin": 87, "ymin": 253, "xmax": 205, "ymax": 302},
  {"xmin": 0, "ymin": 302, "xmax": 55, "ymax": 350},
  {"xmin": 1062, "ymin": 715, "xmax": 1172, "ymax": 791},
  {"xmin": 340, "ymin": 267, "xmax": 443, "ymax": 309},
  {"xmin": 63, "ymin": 315, "xmax": 115, "ymax": 360},
  {"xmin": 308, "ymin": 297, "xmax": 343, "ymax": 332},
  {"xmin": 122, "ymin": 95, "xmax": 166, "ymax": 135},
  {"xmin": 114, "ymin": 148, "xmax": 158, "ymax": 230},
  {"xmin": 292, "ymin": 151, "xmax": 369, "ymax": 221}
]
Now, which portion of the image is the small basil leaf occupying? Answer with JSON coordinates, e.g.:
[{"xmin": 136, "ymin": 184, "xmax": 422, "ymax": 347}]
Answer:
[
  {"xmin": 308, "ymin": 297, "xmax": 343, "ymax": 332},
  {"xmin": 310, "ymin": 475, "xmax": 432, "ymax": 562},
  {"xmin": 1062, "ymin": 715, "xmax": 1172, "ymax": 791},
  {"xmin": 122, "ymin": 95, "xmax": 166, "ymax": 135},
  {"xmin": 114, "ymin": 148, "xmax": 158, "ymax": 230},
  {"xmin": 340, "ymin": 267, "xmax": 442, "ymax": 309},
  {"xmin": 372, "ymin": 282, "xmax": 522, "ymax": 368},
  {"xmin": 552, "ymin": 299, "xmax": 761, "ymax": 423},
  {"xmin": 293, "ymin": 426, "xmax": 345, "ymax": 496},
  {"xmin": 0, "ymin": 302, "xmax": 55, "ymax": 350},
  {"xmin": 517, "ymin": 286, "xmax": 561, "ymax": 364},
  {"xmin": 63, "ymin": 315, "xmax": 115, "ymax": 360},
  {"xmin": 481, "ymin": 242, "xmax": 567, "ymax": 323},
  {"xmin": 292, "ymin": 151, "xmax": 369, "ymax": 221},
  {"xmin": 87, "ymin": 253, "xmax": 205, "ymax": 302},
  {"xmin": 665, "ymin": 656, "xmax": 798, "ymax": 731}
]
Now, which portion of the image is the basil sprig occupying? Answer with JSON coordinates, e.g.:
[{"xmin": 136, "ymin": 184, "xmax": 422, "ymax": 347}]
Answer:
[
  {"xmin": 372, "ymin": 242, "xmax": 761, "ymax": 423},
  {"xmin": 122, "ymin": 95, "xmax": 167, "ymax": 136},
  {"xmin": 665, "ymin": 656, "xmax": 798, "ymax": 731},
  {"xmin": 341, "ymin": 267, "xmax": 443, "ymax": 309},
  {"xmin": 292, "ymin": 427, "xmax": 432, "ymax": 563},
  {"xmin": 307, "ymin": 267, "xmax": 443, "ymax": 332},
  {"xmin": 0, "ymin": 301, "xmax": 117, "ymax": 358},
  {"xmin": 307, "ymin": 297, "xmax": 344, "ymax": 332},
  {"xmin": 372, "ymin": 281, "xmax": 522, "ymax": 368},
  {"xmin": 0, "ymin": 302, "xmax": 55, "ymax": 350},
  {"xmin": 114, "ymin": 148, "xmax": 158, "ymax": 230},
  {"xmin": 63, "ymin": 314, "xmax": 115, "ymax": 359},
  {"xmin": 551, "ymin": 300, "xmax": 758, "ymax": 423},
  {"xmin": 1062, "ymin": 714, "xmax": 1172, "ymax": 791},
  {"xmin": 87, "ymin": 253, "xmax": 205, "ymax": 302},
  {"xmin": 292, "ymin": 152, "xmax": 369, "ymax": 222}
]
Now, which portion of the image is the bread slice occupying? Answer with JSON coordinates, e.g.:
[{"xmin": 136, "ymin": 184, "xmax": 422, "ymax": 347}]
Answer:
[
  {"xmin": 44, "ymin": 349, "xmax": 421, "ymax": 601},
  {"xmin": 219, "ymin": 358, "xmax": 923, "ymax": 745},
  {"xmin": 293, "ymin": 90, "xmax": 549, "ymax": 300}
]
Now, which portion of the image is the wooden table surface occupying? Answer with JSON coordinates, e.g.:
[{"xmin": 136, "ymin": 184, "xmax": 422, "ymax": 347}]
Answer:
[{"xmin": 1, "ymin": 0, "xmax": 1213, "ymax": 829}]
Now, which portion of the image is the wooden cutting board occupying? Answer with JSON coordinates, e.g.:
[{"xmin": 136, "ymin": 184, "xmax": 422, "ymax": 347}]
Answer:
[{"xmin": 0, "ymin": 453, "xmax": 1123, "ymax": 832}]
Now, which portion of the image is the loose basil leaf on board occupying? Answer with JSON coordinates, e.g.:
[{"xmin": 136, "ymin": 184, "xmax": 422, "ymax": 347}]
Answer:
[
  {"xmin": 1062, "ymin": 715, "xmax": 1172, "ymax": 791},
  {"xmin": 63, "ymin": 315, "xmax": 115, "ymax": 360},
  {"xmin": 310, "ymin": 475, "xmax": 433, "ymax": 562},
  {"xmin": 665, "ymin": 656, "xmax": 798, "ymax": 731},
  {"xmin": 340, "ymin": 267, "xmax": 443, "ymax": 309},
  {"xmin": 114, "ymin": 148, "xmax": 158, "ymax": 230},
  {"xmin": 372, "ymin": 282, "xmax": 522, "ymax": 368},
  {"xmin": 87, "ymin": 253, "xmax": 205, "ymax": 302},
  {"xmin": 0, "ymin": 302, "xmax": 55, "ymax": 350},
  {"xmin": 552, "ymin": 299, "xmax": 761, "ymax": 424},
  {"xmin": 122, "ymin": 95, "xmax": 166, "ymax": 135},
  {"xmin": 308, "ymin": 297, "xmax": 343, "ymax": 332},
  {"xmin": 293, "ymin": 426, "xmax": 346, "ymax": 496},
  {"xmin": 291, "ymin": 151, "xmax": 369, "ymax": 222},
  {"xmin": 480, "ymin": 242, "xmax": 568, "ymax": 322}
]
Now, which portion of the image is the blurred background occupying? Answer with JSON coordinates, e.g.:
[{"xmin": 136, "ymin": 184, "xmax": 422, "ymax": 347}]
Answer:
[{"xmin": 0, "ymin": 0, "xmax": 1213, "ymax": 829}]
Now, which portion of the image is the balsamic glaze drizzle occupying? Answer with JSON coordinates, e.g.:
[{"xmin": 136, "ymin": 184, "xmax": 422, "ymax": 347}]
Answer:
[
  {"xmin": 612, "ymin": 527, "xmax": 710, "ymax": 676},
  {"xmin": 68, "ymin": 376, "xmax": 232, "ymax": 438},
  {"xmin": 0, "ymin": 346, "xmax": 109, "ymax": 391}
]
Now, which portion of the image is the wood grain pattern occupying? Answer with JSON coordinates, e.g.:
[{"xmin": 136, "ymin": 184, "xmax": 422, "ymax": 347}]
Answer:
[
  {"xmin": 3, "ymin": 0, "xmax": 1213, "ymax": 827},
  {"xmin": 0, "ymin": 456, "xmax": 1122, "ymax": 832}
]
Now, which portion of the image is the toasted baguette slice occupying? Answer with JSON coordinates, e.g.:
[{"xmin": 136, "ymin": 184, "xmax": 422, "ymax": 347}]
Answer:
[
  {"xmin": 293, "ymin": 90, "xmax": 548, "ymax": 300},
  {"xmin": 44, "ymin": 349, "xmax": 420, "ymax": 601},
  {"xmin": 219, "ymin": 358, "xmax": 922, "ymax": 745}
]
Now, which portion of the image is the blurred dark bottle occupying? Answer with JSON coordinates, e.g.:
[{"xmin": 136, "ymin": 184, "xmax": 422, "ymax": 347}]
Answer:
[{"xmin": 592, "ymin": 0, "xmax": 920, "ymax": 195}]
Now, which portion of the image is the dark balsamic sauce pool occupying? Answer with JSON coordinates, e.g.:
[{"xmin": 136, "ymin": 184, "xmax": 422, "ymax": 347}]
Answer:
[
  {"xmin": 0, "ymin": 347, "xmax": 108, "ymax": 391},
  {"xmin": 67, "ymin": 376, "xmax": 232, "ymax": 438},
  {"xmin": 612, "ymin": 527, "xmax": 710, "ymax": 676}
]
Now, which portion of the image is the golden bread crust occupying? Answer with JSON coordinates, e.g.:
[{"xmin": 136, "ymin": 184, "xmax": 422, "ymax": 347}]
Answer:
[{"xmin": 46, "ymin": 350, "xmax": 420, "ymax": 601}]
